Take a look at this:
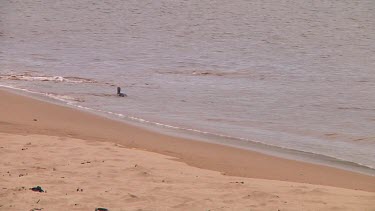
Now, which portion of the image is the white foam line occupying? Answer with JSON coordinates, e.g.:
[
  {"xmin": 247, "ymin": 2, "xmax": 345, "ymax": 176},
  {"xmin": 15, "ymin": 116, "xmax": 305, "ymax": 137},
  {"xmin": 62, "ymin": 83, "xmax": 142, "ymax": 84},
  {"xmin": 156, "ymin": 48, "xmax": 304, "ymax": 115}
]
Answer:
[
  {"xmin": 0, "ymin": 74, "xmax": 96, "ymax": 84},
  {"xmin": 0, "ymin": 84, "xmax": 259, "ymax": 142},
  {"xmin": 1, "ymin": 84, "xmax": 374, "ymax": 172}
]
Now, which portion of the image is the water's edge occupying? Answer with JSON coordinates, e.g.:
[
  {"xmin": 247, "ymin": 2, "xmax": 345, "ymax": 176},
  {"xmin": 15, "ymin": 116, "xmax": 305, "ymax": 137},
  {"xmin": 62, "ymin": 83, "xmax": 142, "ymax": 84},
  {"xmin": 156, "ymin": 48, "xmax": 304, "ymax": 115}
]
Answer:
[{"xmin": 2, "ymin": 84, "xmax": 374, "ymax": 176}]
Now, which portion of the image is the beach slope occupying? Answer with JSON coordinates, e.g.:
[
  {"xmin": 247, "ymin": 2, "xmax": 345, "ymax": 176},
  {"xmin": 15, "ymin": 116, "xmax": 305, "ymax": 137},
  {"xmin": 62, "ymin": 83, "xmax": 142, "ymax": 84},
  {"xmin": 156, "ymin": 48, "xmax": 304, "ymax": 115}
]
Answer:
[{"xmin": 0, "ymin": 89, "xmax": 374, "ymax": 210}]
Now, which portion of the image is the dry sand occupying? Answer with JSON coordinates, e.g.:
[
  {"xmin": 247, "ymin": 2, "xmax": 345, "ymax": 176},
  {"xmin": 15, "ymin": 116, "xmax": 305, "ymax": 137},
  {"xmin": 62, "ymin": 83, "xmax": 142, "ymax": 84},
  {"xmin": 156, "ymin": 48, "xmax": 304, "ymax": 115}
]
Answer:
[
  {"xmin": 0, "ymin": 89, "xmax": 374, "ymax": 210},
  {"xmin": 1, "ymin": 133, "xmax": 374, "ymax": 211}
]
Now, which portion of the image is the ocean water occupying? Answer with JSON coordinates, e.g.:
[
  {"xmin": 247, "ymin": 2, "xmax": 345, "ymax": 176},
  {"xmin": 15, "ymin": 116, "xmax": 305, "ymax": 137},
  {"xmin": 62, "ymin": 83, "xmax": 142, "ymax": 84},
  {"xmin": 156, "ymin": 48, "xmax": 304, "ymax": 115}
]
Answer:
[{"xmin": 1, "ymin": 0, "xmax": 374, "ymax": 174}]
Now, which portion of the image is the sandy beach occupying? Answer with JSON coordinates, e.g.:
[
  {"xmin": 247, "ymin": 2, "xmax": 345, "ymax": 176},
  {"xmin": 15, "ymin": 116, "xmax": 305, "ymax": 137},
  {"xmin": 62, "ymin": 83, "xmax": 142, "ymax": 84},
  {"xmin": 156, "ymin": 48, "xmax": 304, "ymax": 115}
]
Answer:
[{"xmin": 0, "ymin": 89, "xmax": 374, "ymax": 210}]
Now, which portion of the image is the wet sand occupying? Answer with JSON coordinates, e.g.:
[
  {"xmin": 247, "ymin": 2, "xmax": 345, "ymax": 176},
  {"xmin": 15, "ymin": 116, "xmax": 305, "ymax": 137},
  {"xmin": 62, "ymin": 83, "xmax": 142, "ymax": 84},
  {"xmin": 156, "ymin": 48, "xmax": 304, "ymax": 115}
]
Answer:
[{"xmin": 0, "ymin": 89, "xmax": 374, "ymax": 210}]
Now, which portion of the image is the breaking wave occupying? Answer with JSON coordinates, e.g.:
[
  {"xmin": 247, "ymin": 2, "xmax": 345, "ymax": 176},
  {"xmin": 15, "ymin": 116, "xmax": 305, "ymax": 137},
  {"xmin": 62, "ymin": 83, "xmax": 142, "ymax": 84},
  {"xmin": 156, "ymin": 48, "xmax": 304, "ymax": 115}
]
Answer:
[{"xmin": 0, "ymin": 73, "xmax": 97, "ymax": 84}]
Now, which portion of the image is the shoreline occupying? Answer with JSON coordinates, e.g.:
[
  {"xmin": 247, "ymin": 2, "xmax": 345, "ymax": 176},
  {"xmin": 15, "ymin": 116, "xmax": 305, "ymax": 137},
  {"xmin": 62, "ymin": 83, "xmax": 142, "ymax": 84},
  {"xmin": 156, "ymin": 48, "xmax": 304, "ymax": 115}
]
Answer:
[
  {"xmin": 3, "ymin": 84, "xmax": 374, "ymax": 176},
  {"xmin": 0, "ymin": 88, "xmax": 374, "ymax": 192}
]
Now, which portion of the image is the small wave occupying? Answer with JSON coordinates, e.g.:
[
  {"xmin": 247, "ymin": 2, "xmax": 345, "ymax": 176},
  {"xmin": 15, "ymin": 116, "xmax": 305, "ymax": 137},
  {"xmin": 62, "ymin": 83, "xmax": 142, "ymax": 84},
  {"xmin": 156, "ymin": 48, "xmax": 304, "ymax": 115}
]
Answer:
[
  {"xmin": 337, "ymin": 107, "xmax": 375, "ymax": 111},
  {"xmin": 48, "ymin": 94, "xmax": 85, "ymax": 103},
  {"xmin": 89, "ymin": 93, "xmax": 116, "ymax": 97},
  {"xmin": 0, "ymin": 74, "xmax": 97, "ymax": 84},
  {"xmin": 64, "ymin": 76, "xmax": 98, "ymax": 84},
  {"xmin": 154, "ymin": 69, "xmax": 273, "ymax": 81},
  {"xmin": 155, "ymin": 69, "xmax": 252, "ymax": 77}
]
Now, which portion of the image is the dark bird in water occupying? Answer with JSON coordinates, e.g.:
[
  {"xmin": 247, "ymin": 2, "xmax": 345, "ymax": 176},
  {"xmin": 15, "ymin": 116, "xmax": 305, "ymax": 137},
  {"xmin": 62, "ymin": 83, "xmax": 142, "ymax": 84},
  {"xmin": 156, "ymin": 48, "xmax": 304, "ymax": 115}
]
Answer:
[{"xmin": 117, "ymin": 87, "xmax": 127, "ymax": 97}]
